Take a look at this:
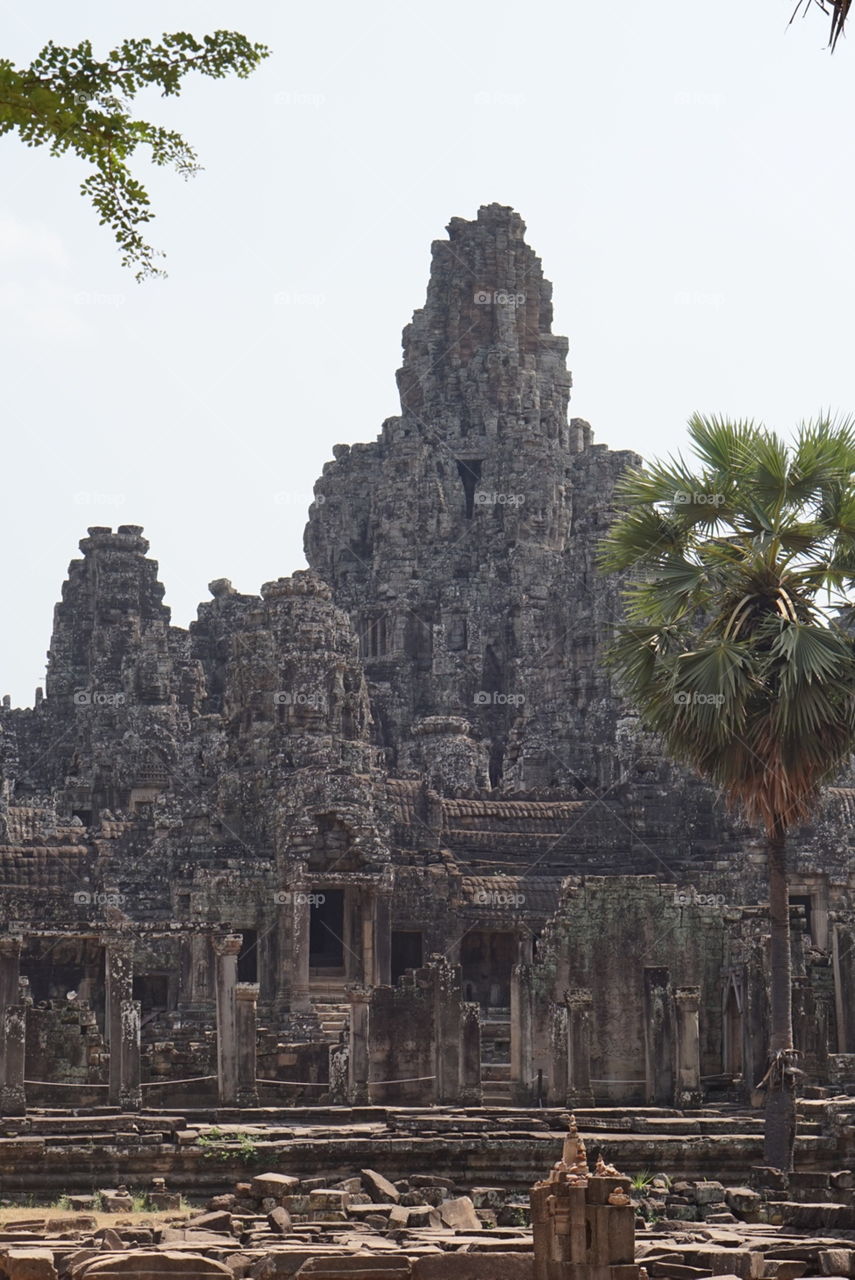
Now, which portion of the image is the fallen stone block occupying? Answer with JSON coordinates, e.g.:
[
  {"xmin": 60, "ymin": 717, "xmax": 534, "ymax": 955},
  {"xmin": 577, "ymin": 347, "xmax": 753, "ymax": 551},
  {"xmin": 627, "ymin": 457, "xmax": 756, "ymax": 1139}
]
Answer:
[
  {"xmin": 411, "ymin": 1255, "xmax": 534, "ymax": 1279},
  {"xmin": 99, "ymin": 1230, "xmax": 126, "ymax": 1252},
  {"xmin": 186, "ymin": 1211, "xmax": 234, "ymax": 1233},
  {"xmin": 360, "ymin": 1170, "xmax": 400, "ymax": 1205},
  {"xmin": 726, "ymin": 1188, "xmax": 761, "ymax": 1217},
  {"xmin": 694, "ymin": 1182, "xmax": 727, "ymax": 1206},
  {"xmin": 0, "ymin": 1248, "xmax": 58, "ymax": 1280},
  {"xmin": 763, "ymin": 1264, "xmax": 808, "ymax": 1280},
  {"xmin": 471, "ymin": 1188, "xmax": 505, "ymax": 1210},
  {"xmin": 268, "ymin": 1207, "xmax": 292, "ymax": 1234},
  {"xmin": 74, "ymin": 1252, "xmax": 233, "ymax": 1276},
  {"xmin": 819, "ymin": 1251, "xmax": 855, "ymax": 1276},
  {"xmin": 308, "ymin": 1191, "xmax": 351, "ymax": 1213},
  {"xmin": 252, "ymin": 1175, "xmax": 302, "ymax": 1201},
  {"xmin": 295, "ymin": 1259, "xmax": 412, "ymax": 1277},
  {"xmin": 438, "ymin": 1197, "xmax": 481, "ymax": 1232}
]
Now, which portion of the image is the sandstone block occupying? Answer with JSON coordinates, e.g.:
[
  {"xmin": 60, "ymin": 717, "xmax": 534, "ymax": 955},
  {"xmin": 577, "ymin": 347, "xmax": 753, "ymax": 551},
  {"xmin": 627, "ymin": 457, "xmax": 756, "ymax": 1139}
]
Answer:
[
  {"xmin": 76, "ymin": 1253, "xmax": 232, "ymax": 1276},
  {"xmin": 252, "ymin": 1174, "xmax": 301, "ymax": 1200},
  {"xmin": 694, "ymin": 1182, "xmax": 727, "ymax": 1205},
  {"xmin": 438, "ymin": 1196, "xmax": 481, "ymax": 1231},
  {"xmin": 412, "ymin": 1255, "xmax": 534, "ymax": 1279},
  {"xmin": 360, "ymin": 1170, "xmax": 400, "ymax": 1205},
  {"xmin": 0, "ymin": 1249, "xmax": 58, "ymax": 1280}
]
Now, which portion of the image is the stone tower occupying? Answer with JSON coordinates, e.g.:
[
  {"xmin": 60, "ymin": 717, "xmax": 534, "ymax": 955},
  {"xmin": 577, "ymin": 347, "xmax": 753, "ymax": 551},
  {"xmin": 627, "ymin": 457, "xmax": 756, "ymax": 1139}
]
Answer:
[{"xmin": 305, "ymin": 204, "xmax": 639, "ymax": 794}]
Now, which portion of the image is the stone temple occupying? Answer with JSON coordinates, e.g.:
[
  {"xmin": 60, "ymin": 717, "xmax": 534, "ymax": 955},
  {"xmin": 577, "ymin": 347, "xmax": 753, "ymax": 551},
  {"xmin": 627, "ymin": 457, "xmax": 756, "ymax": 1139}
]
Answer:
[{"xmin": 2, "ymin": 203, "xmax": 855, "ymax": 1126}]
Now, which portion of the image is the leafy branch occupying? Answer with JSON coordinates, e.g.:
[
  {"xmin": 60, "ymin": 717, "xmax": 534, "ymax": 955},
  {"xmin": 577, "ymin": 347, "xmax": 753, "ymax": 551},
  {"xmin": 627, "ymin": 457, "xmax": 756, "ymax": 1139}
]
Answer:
[{"xmin": 0, "ymin": 31, "xmax": 270, "ymax": 278}]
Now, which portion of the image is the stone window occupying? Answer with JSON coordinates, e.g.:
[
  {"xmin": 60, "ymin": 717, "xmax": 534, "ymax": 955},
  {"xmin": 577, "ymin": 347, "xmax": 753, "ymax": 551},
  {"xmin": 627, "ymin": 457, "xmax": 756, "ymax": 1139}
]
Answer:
[{"xmin": 456, "ymin": 459, "xmax": 482, "ymax": 518}]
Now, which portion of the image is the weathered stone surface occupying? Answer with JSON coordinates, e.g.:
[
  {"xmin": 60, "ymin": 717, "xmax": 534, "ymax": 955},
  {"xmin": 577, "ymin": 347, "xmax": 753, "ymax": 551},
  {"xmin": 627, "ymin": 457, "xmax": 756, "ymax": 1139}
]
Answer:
[
  {"xmin": 252, "ymin": 1175, "xmax": 301, "ymax": 1200},
  {"xmin": 360, "ymin": 1170, "xmax": 400, "ymax": 1205},
  {"xmin": 437, "ymin": 1197, "xmax": 481, "ymax": 1231},
  {"xmin": 412, "ymin": 1255, "xmax": 533, "ymax": 1279},
  {"xmin": 0, "ymin": 1249, "xmax": 57, "ymax": 1280},
  {"xmin": 75, "ymin": 1254, "xmax": 232, "ymax": 1276}
]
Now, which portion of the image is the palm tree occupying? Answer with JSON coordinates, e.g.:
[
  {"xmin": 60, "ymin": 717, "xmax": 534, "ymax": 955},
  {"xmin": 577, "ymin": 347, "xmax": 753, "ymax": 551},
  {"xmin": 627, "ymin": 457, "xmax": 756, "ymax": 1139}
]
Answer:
[
  {"xmin": 791, "ymin": 0, "xmax": 852, "ymax": 51},
  {"xmin": 599, "ymin": 415, "xmax": 855, "ymax": 1171}
]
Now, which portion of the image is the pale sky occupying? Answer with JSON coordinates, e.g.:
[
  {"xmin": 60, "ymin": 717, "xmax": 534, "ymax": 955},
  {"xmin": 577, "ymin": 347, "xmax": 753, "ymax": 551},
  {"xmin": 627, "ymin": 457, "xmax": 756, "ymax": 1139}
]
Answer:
[{"xmin": 1, "ymin": 0, "xmax": 853, "ymax": 705}]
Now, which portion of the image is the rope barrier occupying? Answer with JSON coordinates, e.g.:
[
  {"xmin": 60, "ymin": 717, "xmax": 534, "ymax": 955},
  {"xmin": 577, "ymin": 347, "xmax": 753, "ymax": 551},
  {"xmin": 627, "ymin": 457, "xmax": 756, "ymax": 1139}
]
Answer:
[
  {"xmin": 140, "ymin": 1075, "xmax": 216, "ymax": 1088},
  {"xmin": 24, "ymin": 1079, "xmax": 108, "ymax": 1087},
  {"xmin": 368, "ymin": 1074, "xmax": 436, "ymax": 1086}
]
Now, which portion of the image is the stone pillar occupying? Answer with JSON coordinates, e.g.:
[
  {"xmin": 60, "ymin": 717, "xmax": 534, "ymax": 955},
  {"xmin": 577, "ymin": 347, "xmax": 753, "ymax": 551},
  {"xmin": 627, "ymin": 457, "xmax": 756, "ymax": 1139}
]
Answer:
[
  {"xmin": 511, "ymin": 961, "xmax": 534, "ymax": 1104},
  {"xmin": 643, "ymin": 966, "xmax": 674, "ymax": 1106},
  {"xmin": 673, "ymin": 985, "xmax": 702, "ymax": 1108},
  {"xmin": 348, "ymin": 985, "xmax": 370, "ymax": 1105},
  {"xmin": 459, "ymin": 1000, "xmax": 482, "ymax": 1105},
  {"xmin": 374, "ymin": 888, "xmax": 392, "ymax": 987},
  {"xmin": 433, "ymin": 955, "xmax": 461, "ymax": 1104},
  {"xmin": 120, "ymin": 999, "xmax": 142, "ymax": 1111},
  {"xmin": 291, "ymin": 872, "xmax": 311, "ymax": 1012},
  {"xmin": 235, "ymin": 983, "xmax": 260, "ymax": 1107},
  {"xmin": 0, "ymin": 934, "xmax": 22, "ymax": 1094},
  {"xmin": 362, "ymin": 892, "xmax": 376, "ymax": 989},
  {"xmin": 214, "ymin": 933, "xmax": 242, "ymax": 1107},
  {"xmin": 550, "ymin": 1001, "xmax": 569, "ymax": 1105},
  {"xmin": 104, "ymin": 937, "xmax": 134, "ymax": 1107},
  {"xmin": 0, "ymin": 1004, "xmax": 26, "ymax": 1116},
  {"xmin": 566, "ymin": 988, "xmax": 595, "ymax": 1108}
]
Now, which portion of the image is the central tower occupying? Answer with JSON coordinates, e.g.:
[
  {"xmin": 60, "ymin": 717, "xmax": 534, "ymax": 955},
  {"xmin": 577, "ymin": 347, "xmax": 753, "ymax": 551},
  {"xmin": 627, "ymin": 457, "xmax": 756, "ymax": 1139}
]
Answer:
[{"xmin": 305, "ymin": 205, "xmax": 637, "ymax": 794}]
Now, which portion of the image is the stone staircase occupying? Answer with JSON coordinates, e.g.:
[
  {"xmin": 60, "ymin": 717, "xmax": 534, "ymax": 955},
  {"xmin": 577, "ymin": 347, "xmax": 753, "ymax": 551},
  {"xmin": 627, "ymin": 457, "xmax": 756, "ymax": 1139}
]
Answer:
[
  {"xmin": 481, "ymin": 1007, "xmax": 512, "ymax": 1105},
  {"xmin": 309, "ymin": 981, "xmax": 350, "ymax": 1044}
]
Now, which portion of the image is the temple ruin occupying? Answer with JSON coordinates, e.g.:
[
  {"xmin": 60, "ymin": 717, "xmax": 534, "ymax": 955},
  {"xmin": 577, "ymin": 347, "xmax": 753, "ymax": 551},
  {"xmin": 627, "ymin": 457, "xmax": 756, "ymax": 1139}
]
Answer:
[{"xmin": 2, "ymin": 207, "xmax": 855, "ymax": 1218}]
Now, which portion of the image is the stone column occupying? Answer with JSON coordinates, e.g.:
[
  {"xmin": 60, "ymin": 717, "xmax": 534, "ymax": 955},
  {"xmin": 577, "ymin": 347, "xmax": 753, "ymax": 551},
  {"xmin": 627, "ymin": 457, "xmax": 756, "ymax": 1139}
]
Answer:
[
  {"xmin": 673, "ymin": 985, "xmax": 702, "ymax": 1109},
  {"xmin": 361, "ymin": 897, "xmax": 375, "ymax": 989},
  {"xmin": 348, "ymin": 985, "xmax": 370, "ymax": 1105},
  {"xmin": 374, "ymin": 887, "xmax": 392, "ymax": 987},
  {"xmin": 0, "ymin": 934, "xmax": 22, "ymax": 1094},
  {"xmin": 459, "ymin": 1001, "xmax": 482, "ymax": 1105},
  {"xmin": 0, "ymin": 1004, "xmax": 26, "ymax": 1116},
  {"xmin": 566, "ymin": 987, "xmax": 595, "ymax": 1108},
  {"xmin": 291, "ymin": 872, "xmax": 311, "ymax": 1012},
  {"xmin": 214, "ymin": 933, "xmax": 242, "ymax": 1107},
  {"xmin": 120, "ymin": 999, "xmax": 142, "ymax": 1111},
  {"xmin": 510, "ymin": 961, "xmax": 534, "ymax": 1104},
  {"xmin": 235, "ymin": 983, "xmax": 260, "ymax": 1107},
  {"xmin": 643, "ymin": 966, "xmax": 673, "ymax": 1106},
  {"xmin": 104, "ymin": 937, "xmax": 134, "ymax": 1107},
  {"xmin": 550, "ymin": 1001, "xmax": 569, "ymax": 1105}
]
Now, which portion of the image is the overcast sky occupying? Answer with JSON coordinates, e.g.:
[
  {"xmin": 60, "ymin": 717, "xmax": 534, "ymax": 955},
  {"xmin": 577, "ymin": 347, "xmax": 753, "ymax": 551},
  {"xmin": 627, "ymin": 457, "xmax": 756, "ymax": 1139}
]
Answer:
[{"xmin": 1, "ymin": 1, "xmax": 852, "ymax": 705}]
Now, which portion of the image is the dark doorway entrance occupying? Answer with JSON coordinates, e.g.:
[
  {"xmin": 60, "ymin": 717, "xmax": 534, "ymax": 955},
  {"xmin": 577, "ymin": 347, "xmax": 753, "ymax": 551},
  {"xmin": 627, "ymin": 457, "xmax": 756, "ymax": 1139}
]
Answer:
[
  {"xmin": 309, "ymin": 890, "xmax": 345, "ymax": 971},
  {"xmin": 237, "ymin": 930, "xmax": 258, "ymax": 983},
  {"xmin": 460, "ymin": 930, "xmax": 515, "ymax": 1007},
  {"xmin": 391, "ymin": 930, "xmax": 423, "ymax": 983}
]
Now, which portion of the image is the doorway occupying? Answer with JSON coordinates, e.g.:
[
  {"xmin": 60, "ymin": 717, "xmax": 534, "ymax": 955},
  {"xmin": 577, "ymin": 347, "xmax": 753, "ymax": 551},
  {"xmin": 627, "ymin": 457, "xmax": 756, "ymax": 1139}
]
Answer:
[{"xmin": 309, "ymin": 889, "xmax": 345, "ymax": 971}]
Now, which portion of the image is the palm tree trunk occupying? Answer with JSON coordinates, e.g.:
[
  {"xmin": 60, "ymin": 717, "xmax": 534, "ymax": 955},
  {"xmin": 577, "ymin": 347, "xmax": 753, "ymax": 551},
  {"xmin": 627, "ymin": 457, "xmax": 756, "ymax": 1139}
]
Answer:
[{"xmin": 763, "ymin": 819, "xmax": 796, "ymax": 1171}]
